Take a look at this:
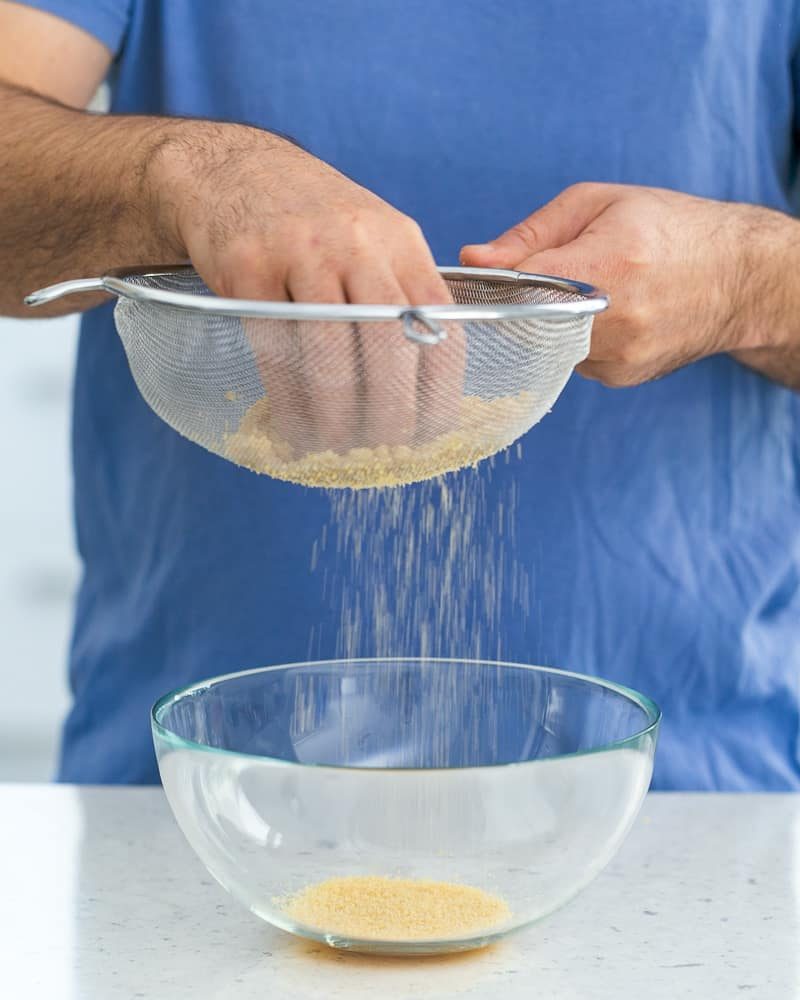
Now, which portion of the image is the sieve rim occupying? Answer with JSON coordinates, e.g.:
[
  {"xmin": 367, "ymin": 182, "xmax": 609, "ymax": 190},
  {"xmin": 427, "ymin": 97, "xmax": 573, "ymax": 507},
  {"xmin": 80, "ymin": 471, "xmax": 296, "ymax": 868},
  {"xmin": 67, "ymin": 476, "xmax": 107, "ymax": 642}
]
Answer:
[{"xmin": 26, "ymin": 265, "xmax": 609, "ymax": 321}]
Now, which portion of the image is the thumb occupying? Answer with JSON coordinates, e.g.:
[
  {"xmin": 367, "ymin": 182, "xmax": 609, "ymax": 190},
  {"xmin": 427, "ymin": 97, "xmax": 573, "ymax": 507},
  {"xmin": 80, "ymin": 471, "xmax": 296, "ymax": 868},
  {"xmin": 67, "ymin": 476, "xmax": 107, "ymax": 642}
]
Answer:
[{"xmin": 460, "ymin": 182, "xmax": 615, "ymax": 269}]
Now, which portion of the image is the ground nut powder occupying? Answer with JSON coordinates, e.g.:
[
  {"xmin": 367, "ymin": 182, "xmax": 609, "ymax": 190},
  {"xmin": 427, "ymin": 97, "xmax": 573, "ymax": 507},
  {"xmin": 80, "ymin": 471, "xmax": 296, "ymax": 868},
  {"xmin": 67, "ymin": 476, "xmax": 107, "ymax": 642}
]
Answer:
[
  {"xmin": 281, "ymin": 875, "xmax": 511, "ymax": 941},
  {"xmin": 224, "ymin": 393, "xmax": 534, "ymax": 488}
]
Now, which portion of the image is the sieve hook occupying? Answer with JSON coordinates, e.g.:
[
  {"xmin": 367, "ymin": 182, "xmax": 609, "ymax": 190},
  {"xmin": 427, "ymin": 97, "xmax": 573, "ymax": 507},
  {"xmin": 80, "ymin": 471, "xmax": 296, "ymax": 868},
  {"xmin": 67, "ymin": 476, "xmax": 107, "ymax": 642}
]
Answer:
[
  {"xmin": 401, "ymin": 309, "xmax": 447, "ymax": 346},
  {"xmin": 24, "ymin": 276, "xmax": 107, "ymax": 306}
]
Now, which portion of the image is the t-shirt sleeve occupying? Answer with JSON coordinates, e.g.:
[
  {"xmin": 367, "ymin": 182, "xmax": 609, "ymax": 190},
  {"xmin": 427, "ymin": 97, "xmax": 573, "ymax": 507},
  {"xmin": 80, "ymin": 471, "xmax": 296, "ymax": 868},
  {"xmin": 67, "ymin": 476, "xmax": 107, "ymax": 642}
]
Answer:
[{"xmin": 12, "ymin": 1, "xmax": 133, "ymax": 56}]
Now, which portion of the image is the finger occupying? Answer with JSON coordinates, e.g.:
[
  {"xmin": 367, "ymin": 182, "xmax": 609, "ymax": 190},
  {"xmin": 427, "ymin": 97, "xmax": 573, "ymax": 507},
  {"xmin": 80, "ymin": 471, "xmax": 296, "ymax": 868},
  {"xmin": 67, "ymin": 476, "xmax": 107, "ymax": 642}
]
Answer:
[
  {"xmin": 344, "ymin": 266, "xmax": 419, "ymax": 449},
  {"xmin": 244, "ymin": 315, "xmax": 309, "ymax": 460},
  {"xmin": 286, "ymin": 266, "xmax": 357, "ymax": 455},
  {"xmin": 212, "ymin": 241, "xmax": 300, "ymax": 467},
  {"xmin": 224, "ymin": 270, "xmax": 287, "ymax": 300},
  {"xmin": 395, "ymin": 264, "xmax": 465, "ymax": 446},
  {"xmin": 232, "ymin": 265, "xmax": 310, "ymax": 462},
  {"xmin": 416, "ymin": 317, "xmax": 466, "ymax": 445},
  {"xmin": 211, "ymin": 240, "xmax": 290, "ymax": 301},
  {"xmin": 397, "ymin": 263, "xmax": 453, "ymax": 308},
  {"xmin": 460, "ymin": 182, "xmax": 618, "ymax": 269}
]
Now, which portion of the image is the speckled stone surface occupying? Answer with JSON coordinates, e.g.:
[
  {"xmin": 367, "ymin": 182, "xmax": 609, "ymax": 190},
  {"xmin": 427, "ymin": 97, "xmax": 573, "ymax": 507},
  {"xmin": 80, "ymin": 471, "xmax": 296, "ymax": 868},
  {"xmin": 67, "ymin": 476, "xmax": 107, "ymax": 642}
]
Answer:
[{"xmin": 0, "ymin": 786, "xmax": 797, "ymax": 998}]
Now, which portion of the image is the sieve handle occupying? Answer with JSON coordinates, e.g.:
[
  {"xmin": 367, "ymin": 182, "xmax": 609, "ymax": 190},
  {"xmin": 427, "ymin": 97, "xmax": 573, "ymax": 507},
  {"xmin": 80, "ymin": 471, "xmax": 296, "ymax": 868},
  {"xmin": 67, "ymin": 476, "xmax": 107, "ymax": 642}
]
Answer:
[
  {"xmin": 24, "ymin": 277, "xmax": 107, "ymax": 307},
  {"xmin": 401, "ymin": 309, "xmax": 447, "ymax": 346}
]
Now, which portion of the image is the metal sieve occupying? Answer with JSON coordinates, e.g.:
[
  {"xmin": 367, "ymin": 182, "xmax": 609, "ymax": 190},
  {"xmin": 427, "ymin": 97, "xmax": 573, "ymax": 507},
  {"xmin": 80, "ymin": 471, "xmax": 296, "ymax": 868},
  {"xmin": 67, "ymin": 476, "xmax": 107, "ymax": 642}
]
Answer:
[{"xmin": 26, "ymin": 265, "xmax": 608, "ymax": 489}]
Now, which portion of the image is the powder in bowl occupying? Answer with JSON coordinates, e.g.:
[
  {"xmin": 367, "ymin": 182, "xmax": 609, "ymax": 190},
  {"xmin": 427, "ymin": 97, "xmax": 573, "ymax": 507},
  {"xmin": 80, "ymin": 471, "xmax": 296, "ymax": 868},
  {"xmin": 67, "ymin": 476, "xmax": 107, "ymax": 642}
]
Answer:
[{"xmin": 279, "ymin": 875, "xmax": 512, "ymax": 942}]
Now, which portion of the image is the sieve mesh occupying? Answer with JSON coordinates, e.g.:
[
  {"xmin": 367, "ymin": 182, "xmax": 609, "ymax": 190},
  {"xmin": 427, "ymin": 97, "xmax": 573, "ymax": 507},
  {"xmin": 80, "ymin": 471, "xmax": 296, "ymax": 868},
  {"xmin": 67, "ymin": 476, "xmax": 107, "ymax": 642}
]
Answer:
[{"xmin": 109, "ymin": 268, "xmax": 598, "ymax": 488}]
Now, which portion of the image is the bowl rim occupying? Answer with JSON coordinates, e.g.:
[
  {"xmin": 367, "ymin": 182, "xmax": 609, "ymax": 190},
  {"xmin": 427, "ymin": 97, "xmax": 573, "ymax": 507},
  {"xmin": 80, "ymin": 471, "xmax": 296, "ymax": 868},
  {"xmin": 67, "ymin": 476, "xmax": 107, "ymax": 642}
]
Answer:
[{"xmin": 151, "ymin": 658, "xmax": 661, "ymax": 771}]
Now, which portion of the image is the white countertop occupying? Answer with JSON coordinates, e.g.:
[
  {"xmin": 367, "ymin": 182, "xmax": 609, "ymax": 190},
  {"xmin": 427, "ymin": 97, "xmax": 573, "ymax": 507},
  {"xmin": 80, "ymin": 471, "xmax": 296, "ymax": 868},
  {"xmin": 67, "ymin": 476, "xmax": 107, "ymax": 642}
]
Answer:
[{"xmin": 0, "ymin": 785, "xmax": 797, "ymax": 999}]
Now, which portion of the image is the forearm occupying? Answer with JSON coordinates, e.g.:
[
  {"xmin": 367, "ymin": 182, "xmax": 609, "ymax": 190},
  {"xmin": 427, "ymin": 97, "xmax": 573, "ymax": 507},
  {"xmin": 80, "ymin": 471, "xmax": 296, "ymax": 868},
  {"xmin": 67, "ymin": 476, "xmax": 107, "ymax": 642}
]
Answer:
[
  {"xmin": 731, "ymin": 344, "xmax": 800, "ymax": 388},
  {"xmin": 729, "ymin": 207, "xmax": 800, "ymax": 390},
  {"xmin": 0, "ymin": 81, "xmax": 185, "ymax": 316}
]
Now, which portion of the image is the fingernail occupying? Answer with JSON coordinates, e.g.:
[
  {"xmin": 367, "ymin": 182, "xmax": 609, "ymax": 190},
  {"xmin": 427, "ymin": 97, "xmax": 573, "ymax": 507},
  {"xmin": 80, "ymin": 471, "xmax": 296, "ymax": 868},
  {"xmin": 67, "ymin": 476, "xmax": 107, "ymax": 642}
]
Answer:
[{"xmin": 460, "ymin": 243, "xmax": 492, "ymax": 264}]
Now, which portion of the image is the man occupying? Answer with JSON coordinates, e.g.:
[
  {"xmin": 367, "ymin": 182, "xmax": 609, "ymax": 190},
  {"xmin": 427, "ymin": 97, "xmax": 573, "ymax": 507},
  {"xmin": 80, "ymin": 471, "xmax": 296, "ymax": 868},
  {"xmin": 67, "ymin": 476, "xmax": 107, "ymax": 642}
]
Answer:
[{"xmin": 1, "ymin": 1, "xmax": 798, "ymax": 788}]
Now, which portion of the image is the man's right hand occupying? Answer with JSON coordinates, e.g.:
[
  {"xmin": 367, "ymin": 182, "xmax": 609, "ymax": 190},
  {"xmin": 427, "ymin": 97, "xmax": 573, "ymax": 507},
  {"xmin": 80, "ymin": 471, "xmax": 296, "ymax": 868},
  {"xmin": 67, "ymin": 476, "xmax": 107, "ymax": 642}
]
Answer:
[
  {"xmin": 0, "ymin": 3, "xmax": 463, "ymax": 453},
  {"xmin": 153, "ymin": 123, "xmax": 450, "ymax": 309},
  {"xmin": 152, "ymin": 124, "xmax": 462, "ymax": 452},
  {"xmin": 149, "ymin": 125, "xmax": 460, "ymax": 452}
]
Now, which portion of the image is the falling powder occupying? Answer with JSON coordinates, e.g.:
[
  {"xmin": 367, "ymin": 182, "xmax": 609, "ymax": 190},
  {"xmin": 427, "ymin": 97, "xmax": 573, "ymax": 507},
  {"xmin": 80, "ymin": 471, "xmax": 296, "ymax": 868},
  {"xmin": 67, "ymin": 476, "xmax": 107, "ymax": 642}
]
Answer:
[
  {"xmin": 281, "ymin": 875, "xmax": 511, "ymax": 941},
  {"xmin": 309, "ymin": 454, "xmax": 531, "ymax": 661},
  {"xmin": 283, "ymin": 446, "xmax": 532, "ymax": 944}
]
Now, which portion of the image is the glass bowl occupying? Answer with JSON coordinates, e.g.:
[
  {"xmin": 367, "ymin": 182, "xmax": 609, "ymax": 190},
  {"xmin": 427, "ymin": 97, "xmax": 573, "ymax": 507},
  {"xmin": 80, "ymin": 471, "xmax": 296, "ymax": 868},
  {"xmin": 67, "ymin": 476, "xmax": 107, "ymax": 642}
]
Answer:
[{"xmin": 152, "ymin": 658, "xmax": 659, "ymax": 955}]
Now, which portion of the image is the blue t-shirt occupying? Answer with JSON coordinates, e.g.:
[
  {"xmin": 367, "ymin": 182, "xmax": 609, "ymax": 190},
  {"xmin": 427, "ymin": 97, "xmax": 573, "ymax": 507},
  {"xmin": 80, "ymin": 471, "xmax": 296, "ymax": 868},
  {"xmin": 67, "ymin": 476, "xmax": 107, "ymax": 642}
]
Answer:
[{"xmin": 24, "ymin": 0, "xmax": 800, "ymax": 788}]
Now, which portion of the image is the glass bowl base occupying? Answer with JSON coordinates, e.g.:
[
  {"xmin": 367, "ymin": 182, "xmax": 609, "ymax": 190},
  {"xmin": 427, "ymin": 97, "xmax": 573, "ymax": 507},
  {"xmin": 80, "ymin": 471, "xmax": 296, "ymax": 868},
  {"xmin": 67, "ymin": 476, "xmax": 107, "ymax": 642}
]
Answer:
[{"xmin": 277, "ymin": 919, "xmax": 510, "ymax": 956}]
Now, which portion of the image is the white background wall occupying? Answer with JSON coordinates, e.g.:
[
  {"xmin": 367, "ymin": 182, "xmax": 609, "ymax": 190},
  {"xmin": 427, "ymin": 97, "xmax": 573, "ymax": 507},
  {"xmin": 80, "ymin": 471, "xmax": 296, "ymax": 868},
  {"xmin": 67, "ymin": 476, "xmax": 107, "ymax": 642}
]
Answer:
[{"xmin": 0, "ymin": 313, "xmax": 79, "ymax": 780}]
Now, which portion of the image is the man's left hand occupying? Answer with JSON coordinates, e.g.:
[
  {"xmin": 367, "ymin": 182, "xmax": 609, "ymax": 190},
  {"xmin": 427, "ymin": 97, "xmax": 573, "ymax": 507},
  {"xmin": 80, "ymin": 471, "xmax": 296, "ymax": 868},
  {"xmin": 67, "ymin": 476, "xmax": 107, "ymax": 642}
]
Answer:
[{"xmin": 461, "ymin": 183, "xmax": 791, "ymax": 388}]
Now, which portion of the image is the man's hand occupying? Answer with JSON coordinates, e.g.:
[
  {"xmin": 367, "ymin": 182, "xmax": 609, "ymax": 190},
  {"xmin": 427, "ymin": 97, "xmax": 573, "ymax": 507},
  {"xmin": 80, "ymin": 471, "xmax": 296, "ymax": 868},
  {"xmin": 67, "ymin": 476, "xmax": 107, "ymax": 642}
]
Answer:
[
  {"xmin": 1, "ymin": 0, "xmax": 463, "ymax": 455},
  {"xmin": 461, "ymin": 183, "xmax": 798, "ymax": 389},
  {"xmin": 154, "ymin": 123, "xmax": 450, "ymax": 308},
  {"xmin": 148, "ymin": 123, "xmax": 461, "ymax": 452}
]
